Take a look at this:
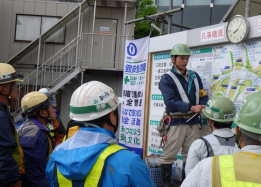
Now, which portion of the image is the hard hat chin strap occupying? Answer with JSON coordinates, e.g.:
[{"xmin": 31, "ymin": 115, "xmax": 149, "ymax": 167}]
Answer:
[{"xmin": 102, "ymin": 110, "xmax": 118, "ymax": 134}]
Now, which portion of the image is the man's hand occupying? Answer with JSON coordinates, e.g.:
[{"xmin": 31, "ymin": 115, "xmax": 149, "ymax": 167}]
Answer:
[
  {"xmin": 190, "ymin": 105, "xmax": 205, "ymax": 113},
  {"xmin": 10, "ymin": 181, "xmax": 22, "ymax": 187}
]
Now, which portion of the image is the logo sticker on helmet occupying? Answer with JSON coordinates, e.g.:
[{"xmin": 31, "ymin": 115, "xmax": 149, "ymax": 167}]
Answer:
[
  {"xmin": 213, "ymin": 113, "xmax": 219, "ymax": 119},
  {"xmin": 96, "ymin": 103, "xmax": 106, "ymax": 111},
  {"xmin": 205, "ymin": 107, "xmax": 211, "ymax": 114},
  {"xmin": 2, "ymin": 73, "xmax": 11, "ymax": 79},
  {"xmin": 99, "ymin": 92, "xmax": 110, "ymax": 101}
]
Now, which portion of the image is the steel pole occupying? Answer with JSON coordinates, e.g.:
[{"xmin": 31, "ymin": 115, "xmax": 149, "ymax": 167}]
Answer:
[
  {"xmin": 75, "ymin": 4, "xmax": 81, "ymax": 69},
  {"xmin": 245, "ymin": 0, "xmax": 250, "ymax": 18},
  {"xmin": 168, "ymin": 0, "xmax": 173, "ymax": 33},
  {"xmin": 90, "ymin": 0, "xmax": 97, "ymax": 67},
  {"xmin": 35, "ymin": 38, "xmax": 41, "ymax": 91}
]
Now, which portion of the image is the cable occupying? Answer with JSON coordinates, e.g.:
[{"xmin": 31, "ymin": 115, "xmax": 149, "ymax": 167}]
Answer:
[{"xmin": 149, "ymin": 12, "xmax": 159, "ymax": 37}]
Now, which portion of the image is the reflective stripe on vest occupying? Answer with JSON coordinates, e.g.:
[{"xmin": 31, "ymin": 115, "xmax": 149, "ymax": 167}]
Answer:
[
  {"xmin": 202, "ymin": 134, "xmax": 238, "ymax": 157},
  {"xmin": 212, "ymin": 152, "xmax": 261, "ymax": 187},
  {"xmin": 57, "ymin": 144, "xmax": 127, "ymax": 187},
  {"xmin": 167, "ymin": 71, "xmax": 199, "ymax": 115},
  {"xmin": 42, "ymin": 131, "xmax": 54, "ymax": 161},
  {"xmin": 50, "ymin": 131, "xmax": 55, "ymax": 138},
  {"xmin": 0, "ymin": 107, "xmax": 25, "ymax": 174}
]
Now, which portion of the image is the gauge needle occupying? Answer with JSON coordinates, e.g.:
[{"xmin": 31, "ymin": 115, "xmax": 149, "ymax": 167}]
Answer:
[{"xmin": 233, "ymin": 20, "xmax": 243, "ymax": 34}]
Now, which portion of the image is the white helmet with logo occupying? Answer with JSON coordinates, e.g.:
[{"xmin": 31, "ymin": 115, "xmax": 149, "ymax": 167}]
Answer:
[{"xmin": 69, "ymin": 81, "xmax": 124, "ymax": 121}]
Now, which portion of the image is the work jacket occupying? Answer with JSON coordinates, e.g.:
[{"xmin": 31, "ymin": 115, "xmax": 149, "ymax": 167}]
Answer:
[
  {"xmin": 181, "ymin": 145, "xmax": 261, "ymax": 187},
  {"xmin": 46, "ymin": 126, "xmax": 156, "ymax": 187},
  {"xmin": 18, "ymin": 118, "xmax": 55, "ymax": 187},
  {"xmin": 0, "ymin": 102, "xmax": 23, "ymax": 186},
  {"xmin": 159, "ymin": 67, "xmax": 208, "ymax": 126},
  {"xmin": 185, "ymin": 128, "xmax": 239, "ymax": 176}
]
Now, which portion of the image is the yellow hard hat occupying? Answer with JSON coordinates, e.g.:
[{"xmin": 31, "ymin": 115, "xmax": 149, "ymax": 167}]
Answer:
[
  {"xmin": 0, "ymin": 63, "xmax": 23, "ymax": 84},
  {"xmin": 21, "ymin": 91, "xmax": 52, "ymax": 117}
]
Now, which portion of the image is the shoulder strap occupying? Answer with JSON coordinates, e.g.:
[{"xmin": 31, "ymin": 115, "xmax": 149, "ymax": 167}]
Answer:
[
  {"xmin": 200, "ymin": 137, "xmax": 214, "ymax": 157},
  {"xmin": 42, "ymin": 131, "xmax": 54, "ymax": 161},
  {"xmin": 167, "ymin": 71, "xmax": 190, "ymax": 103}
]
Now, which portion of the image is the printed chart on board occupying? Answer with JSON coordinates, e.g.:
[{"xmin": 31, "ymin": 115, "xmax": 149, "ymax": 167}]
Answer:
[{"xmin": 210, "ymin": 42, "xmax": 261, "ymax": 102}]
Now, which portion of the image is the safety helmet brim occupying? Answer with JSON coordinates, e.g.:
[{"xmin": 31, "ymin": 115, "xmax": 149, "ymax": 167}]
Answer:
[{"xmin": 203, "ymin": 109, "xmax": 234, "ymax": 122}]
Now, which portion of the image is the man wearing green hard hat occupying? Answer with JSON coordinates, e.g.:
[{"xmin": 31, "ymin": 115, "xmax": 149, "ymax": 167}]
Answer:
[
  {"xmin": 185, "ymin": 96, "xmax": 239, "ymax": 176},
  {"xmin": 181, "ymin": 92, "xmax": 261, "ymax": 187},
  {"xmin": 159, "ymin": 44, "xmax": 208, "ymax": 186}
]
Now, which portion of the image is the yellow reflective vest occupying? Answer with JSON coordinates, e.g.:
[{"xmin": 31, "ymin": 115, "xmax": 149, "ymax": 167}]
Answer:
[
  {"xmin": 57, "ymin": 144, "xmax": 126, "ymax": 187},
  {"xmin": 212, "ymin": 151, "xmax": 261, "ymax": 187},
  {"xmin": 0, "ymin": 106, "xmax": 25, "ymax": 174}
]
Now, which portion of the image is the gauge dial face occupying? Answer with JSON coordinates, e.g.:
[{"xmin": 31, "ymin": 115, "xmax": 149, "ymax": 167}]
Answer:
[{"xmin": 226, "ymin": 15, "xmax": 249, "ymax": 44}]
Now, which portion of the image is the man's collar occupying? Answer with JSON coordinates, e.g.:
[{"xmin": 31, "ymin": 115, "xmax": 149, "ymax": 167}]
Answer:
[{"xmin": 173, "ymin": 67, "xmax": 189, "ymax": 76}]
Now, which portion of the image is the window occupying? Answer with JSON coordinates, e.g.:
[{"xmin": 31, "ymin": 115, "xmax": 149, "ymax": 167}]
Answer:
[
  {"xmin": 214, "ymin": 0, "xmax": 234, "ymax": 5},
  {"xmin": 158, "ymin": 0, "xmax": 183, "ymax": 6},
  {"xmin": 185, "ymin": 0, "xmax": 211, "ymax": 6},
  {"xmin": 15, "ymin": 14, "xmax": 65, "ymax": 44}
]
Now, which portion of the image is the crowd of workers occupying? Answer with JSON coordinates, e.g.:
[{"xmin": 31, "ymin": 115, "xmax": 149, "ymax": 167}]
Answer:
[{"xmin": 0, "ymin": 43, "xmax": 261, "ymax": 187}]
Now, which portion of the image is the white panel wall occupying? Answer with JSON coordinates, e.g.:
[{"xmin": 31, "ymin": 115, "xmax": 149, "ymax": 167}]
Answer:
[{"xmin": 149, "ymin": 31, "xmax": 187, "ymax": 53}]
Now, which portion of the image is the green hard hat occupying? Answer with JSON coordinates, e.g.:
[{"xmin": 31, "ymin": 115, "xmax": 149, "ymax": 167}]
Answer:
[
  {"xmin": 202, "ymin": 96, "xmax": 236, "ymax": 122},
  {"xmin": 233, "ymin": 91, "xmax": 261, "ymax": 135},
  {"xmin": 170, "ymin": 44, "xmax": 191, "ymax": 56}
]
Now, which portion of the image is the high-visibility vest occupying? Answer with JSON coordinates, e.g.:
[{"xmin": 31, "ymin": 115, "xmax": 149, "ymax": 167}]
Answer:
[
  {"xmin": 0, "ymin": 107, "xmax": 25, "ymax": 174},
  {"xmin": 56, "ymin": 144, "xmax": 126, "ymax": 187},
  {"xmin": 48, "ymin": 120, "xmax": 60, "ymax": 138},
  {"xmin": 167, "ymin": 71, "xmax": 200, "ymax": 115},
  {"xmin": 212, "ymin": 151, "xmax": 261, "ymax": 187}
]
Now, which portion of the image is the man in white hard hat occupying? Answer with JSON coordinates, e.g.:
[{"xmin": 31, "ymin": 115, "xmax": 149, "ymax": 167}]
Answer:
[
  {"xmin": 181, "ymin": 91, "xmax": 261, "ymax": 187},
  {"xmin": 18, "ymin": 92, "xmax": 56, "ymax": 187},
  {"xmin": 0, "ymin": 63, "xmax": 24, "ymax": 187},
  {"xmin": 45, "ymin": 81, "xmax": 156, "ymax": 187}
]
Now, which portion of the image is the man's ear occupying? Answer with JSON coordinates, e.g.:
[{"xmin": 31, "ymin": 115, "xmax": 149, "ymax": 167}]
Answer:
[
  {"xmin": 108, "ymin": 111, "xmax": 116, "ymax": 125},
  {"xmin": 235, "ymin": 126, "xmax": 239, "ymax": 134},
  {"xmin": 0, "ymin": 84, "xmax": 9, "ymax": 95},
  {"xmin": 207, "ymin": 118, "xmax": 213, "ymax": 125},
  {"xmin": 38, "ymin": 109, "xmax": 47, "ymax": 118},
  {"xmin": 171, "ymin": 56, "xmax": 175, "ymax": 63}
]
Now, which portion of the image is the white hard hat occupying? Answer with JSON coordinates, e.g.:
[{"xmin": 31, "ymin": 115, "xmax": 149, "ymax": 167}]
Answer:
[
  {"xmin": 39, "ymin": 87, "xmax": 56, "ymax": 107},
  {"xmin": 69, "ymin": 81, "xmax": 124, "ymax": 121}
]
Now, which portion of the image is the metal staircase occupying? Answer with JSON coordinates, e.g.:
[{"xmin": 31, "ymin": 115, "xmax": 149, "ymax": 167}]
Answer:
[
  {"xmin": 8, "ymin": 0, "xmax": 135, "ymax": 118},
  {"xmin": 13, "ymin": 34, "xmax": 85, "ymax": 116}
]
